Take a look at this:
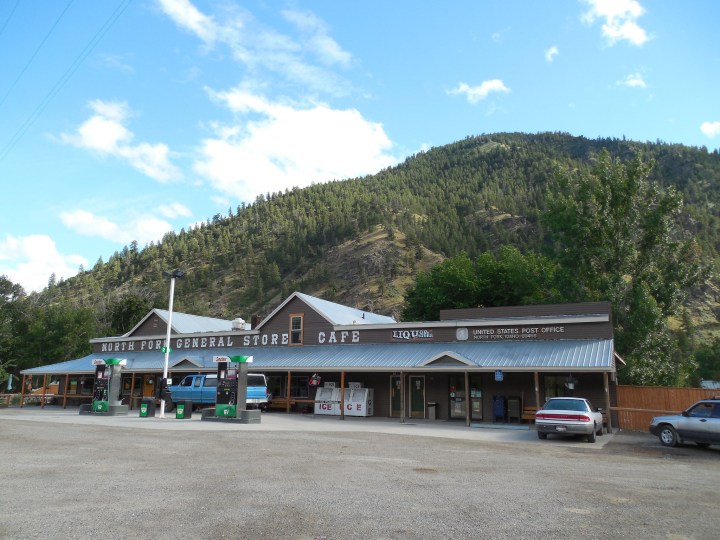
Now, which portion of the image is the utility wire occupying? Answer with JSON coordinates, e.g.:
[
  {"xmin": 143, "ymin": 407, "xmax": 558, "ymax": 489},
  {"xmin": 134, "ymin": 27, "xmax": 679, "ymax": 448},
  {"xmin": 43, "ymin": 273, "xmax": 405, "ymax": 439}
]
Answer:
[
  {"xmin": 0, "ymin": 0, "xmax": 76, "ymax": 110},
  {"xmin": 0, "ymin": 0, "xmax": 132, "ymax": 163},
  {"xmin": 0, "ymin": 0, "xmax": 20, "ymax": 39}
]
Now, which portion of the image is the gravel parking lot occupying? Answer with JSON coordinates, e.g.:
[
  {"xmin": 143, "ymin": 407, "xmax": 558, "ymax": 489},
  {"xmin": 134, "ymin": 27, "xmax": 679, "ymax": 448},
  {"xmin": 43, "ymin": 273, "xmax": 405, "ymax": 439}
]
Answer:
[{"xmin": 1, "ymin": 408, "xmax": 718, "ymax": 540}]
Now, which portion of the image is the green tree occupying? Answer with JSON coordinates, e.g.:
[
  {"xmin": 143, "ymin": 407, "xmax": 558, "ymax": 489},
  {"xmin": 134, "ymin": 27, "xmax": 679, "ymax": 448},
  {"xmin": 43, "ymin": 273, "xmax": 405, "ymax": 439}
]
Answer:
[
  {"xmin": 402, "ymin": 248, "xmax": 558, "ymax": 321},
  {"xmin": 402, "ymin": 253, "xmax": 478, "ymax": 321},
  {"xmin": 543, "ymin": 151, "xmax": 706, "ymax": 385},
  {"xmin": 0, "ymin": 276, "xmax": 25, "ymax": 385}
]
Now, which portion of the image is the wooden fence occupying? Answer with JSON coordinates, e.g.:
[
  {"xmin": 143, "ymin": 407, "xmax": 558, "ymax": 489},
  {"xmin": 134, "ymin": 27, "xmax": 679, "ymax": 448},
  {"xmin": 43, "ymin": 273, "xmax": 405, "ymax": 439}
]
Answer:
[{"xmin": 614, "ymin": 385, "xmax": 719, "ymax": 431}]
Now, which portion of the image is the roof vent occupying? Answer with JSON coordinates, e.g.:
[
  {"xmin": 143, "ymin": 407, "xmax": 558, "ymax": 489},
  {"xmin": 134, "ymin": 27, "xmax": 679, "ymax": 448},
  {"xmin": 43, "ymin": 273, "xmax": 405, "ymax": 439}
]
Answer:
[{"xmin": 231, "ymin": 317, "xmax": 246, "ymax": 331}]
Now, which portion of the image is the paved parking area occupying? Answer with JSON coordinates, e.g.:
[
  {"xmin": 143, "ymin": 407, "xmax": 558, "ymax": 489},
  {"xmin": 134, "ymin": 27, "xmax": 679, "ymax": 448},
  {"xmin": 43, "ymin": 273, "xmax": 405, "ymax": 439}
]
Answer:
[{"xmin": 1, "ymin": 407, "xmax": 718, "ymax": 539}]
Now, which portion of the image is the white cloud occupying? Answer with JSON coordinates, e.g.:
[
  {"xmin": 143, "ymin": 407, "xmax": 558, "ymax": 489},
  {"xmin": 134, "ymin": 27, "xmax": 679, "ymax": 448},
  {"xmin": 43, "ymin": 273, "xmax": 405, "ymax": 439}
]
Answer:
[
  {"xmin": 60, "ymin": 209, "xmax": 174, "ymax": 245},
  {"xmin": 581, "ymin": 0, "xmax": 650, "ymax": 46},
  {"xmin": 61, "ymin": 100, "xmax": 181, "ymax": 182},
  {"xmin": 0, "ymin": 234, "xmax": 87, "ymax": 293},
  {"xmin": 701, "ymin": 121, "xmax": 720, "ymax": 138},
  {"xmin": 448, "ymin": 80, "xmax": 511, "ymax": 104},
  {"xmin": 618, "ymin": 72, "xmax": 647, "ymax": 88},
  {"xmin": 281, "ymin": 9, "xmax": 352, "ymax": 67},
  {"xmin": 156, "ymin": 0, "xmax": 217, "ymax": 44},
  {"xmin": 157, "ymin": 0, "xmax": 351, "ymax": 96},
  {"xmin": 158, "ymin": 202, "xmax": 193, "ymax": 219},
  {"xmin": 545, "ymin": 46, "xmax": 559, "ymax": 62},
  {"xmin": 193, "ymin": 90, "xmax": 397, "ymax": 201}
]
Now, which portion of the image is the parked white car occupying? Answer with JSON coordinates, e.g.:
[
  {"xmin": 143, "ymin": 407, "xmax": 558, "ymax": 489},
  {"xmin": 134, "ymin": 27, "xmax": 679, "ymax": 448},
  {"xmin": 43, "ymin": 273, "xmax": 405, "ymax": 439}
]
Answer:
[{"xmin": 536, "ymin": 397, "xmax": 605, "ymax": 443}]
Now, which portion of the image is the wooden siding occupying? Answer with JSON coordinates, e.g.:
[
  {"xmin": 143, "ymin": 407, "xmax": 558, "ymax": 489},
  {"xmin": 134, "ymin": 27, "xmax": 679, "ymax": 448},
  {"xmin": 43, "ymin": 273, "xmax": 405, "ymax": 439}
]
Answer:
[
  {"xmin": 258, "ymin": 296, "xmax": 335, "ymax": 345},
  {"xmin": 614, "ymin": 385, "xmax": 719, "ymax": 431},
  {"xmin": 131, "ymin": 314, "xmax": 168, "ymax": 337}
]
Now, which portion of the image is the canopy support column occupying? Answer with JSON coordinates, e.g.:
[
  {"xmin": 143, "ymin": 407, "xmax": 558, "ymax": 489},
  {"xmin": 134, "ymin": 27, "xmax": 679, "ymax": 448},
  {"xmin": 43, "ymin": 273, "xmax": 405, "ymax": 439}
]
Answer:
[
  {"xmin": 40, "ymin": 374, "xmax": 47, "ymax": 409},
  {"xmin": 20, "ymin": 374, "xmax": 27, "ymax": 408},
  {"xmin": 604, "ymin": 372, "xmax": 613, "ymax": 433},
  {"xmin": 400, "ymin": 371, "xmax": 405, "ymax": 424},
  {"xmin": 340, "ymin": 370, "xmax": 346, "ymax": 420},
  {"xmin": 534, "ymin": 372, "xmax": 541, "ymax": 408},
  {"xmin": 464, "ymin": 371, "xmax": 471, "ymax": 427},
  {"xmin": 129, "ymin": 373, "xmax": 137, "ymax": 410},
  {"xmin": 62, "ymin": 374, "xmax": 70, "ymax": 409},
  {"xmin": 286, "ymin": 371, "xmax": 292, "ymax": 414}
]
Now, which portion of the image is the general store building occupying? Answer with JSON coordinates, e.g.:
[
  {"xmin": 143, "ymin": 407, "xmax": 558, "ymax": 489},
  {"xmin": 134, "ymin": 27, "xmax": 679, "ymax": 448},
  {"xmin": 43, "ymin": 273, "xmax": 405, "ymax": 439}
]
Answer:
[{"xmin": 21, "ymin": 292, "xmax": 621, "ymax": 428}]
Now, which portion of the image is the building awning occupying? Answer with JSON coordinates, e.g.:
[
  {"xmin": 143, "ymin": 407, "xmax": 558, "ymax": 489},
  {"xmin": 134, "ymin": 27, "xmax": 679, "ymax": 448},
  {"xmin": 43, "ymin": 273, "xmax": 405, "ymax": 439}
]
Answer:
[{"xmin": 21, "ymin": 339, "xmax": 615, "ymax": 375}]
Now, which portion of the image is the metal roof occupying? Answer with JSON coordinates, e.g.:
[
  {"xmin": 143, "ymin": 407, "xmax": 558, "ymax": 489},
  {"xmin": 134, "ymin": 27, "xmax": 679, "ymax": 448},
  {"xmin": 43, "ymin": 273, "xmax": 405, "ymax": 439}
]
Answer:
[
  {"xmin": 257, "ymin": 292, "xmax": 396, "ymax": 329},
  {"xmin": 118, "ymin": 308, "xmax": 233, "ymax": 338},
  {"xmin": 22, "ymin": 339, "xmax": 615, "ymax": 375}
]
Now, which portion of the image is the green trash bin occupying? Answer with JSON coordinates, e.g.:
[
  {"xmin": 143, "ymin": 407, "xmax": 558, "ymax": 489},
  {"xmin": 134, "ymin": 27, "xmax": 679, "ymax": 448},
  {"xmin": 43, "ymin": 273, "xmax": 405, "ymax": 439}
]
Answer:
[
  {"xmin": 93, "ymin": 400, "xmax": 108, "ymax": 413},
  {"xmin": 176, "ymin": 400, "xmax": 193, "ymax": 419},
  {"xmin": 139, "ymin": 399, "xmax": 155, "ymax": 418}
]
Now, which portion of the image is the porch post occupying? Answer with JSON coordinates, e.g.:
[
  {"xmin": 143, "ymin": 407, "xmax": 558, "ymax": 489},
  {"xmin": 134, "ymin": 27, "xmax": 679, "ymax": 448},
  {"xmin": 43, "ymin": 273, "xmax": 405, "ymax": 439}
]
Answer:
[
  {"xmin": 464, "ymin": 371, "xmax": 471, "ymax": 427},
  {"xmin": 534, "ymin": 371, "xmax": 541, "ymax": 408},
  {"xmin": 41, "ymin": 374, "xmax": 48, "ymax": 409},
  {"xmin": 286, "ymin": 371, "xmax": 292, "ymax": 414},
  {"xmin": 129, "ymin": 373, "xmax": 136, "ymax": 410},
  {"xmin": 20, "ymin": 374, "xmax": 26, "ymax": 408},
  {"xmin": 62, "ymin": 374, "xmax": 70, "ymax": 409},
  {"xmin": 340, "ymin": 370, "xmax": 345, "ymax": 420},
  {"xmin": 400, "ymin": 371, "xmax": 405, "ymax": 424},
  {"xmin": 603, "ymin": 372, "xmax": 613, "ymax": 433}
]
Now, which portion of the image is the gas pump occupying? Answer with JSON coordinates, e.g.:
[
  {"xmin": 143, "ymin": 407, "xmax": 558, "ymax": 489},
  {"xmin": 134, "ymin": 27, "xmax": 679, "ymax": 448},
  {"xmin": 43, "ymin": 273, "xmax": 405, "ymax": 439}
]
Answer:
[
  {"xmin": 91, "ymin": 358, "xmax": 128, "ymax": 415},
  {"xmin": 212, "ymin": 355, "xmax": 254, "ymax": 420}
]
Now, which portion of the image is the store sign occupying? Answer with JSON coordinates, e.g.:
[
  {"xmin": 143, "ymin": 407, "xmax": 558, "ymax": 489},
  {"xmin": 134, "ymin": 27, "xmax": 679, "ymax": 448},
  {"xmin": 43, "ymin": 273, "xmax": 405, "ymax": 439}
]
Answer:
[
  {"xmin": 472, "ymin": 325, "xmax": 566, "ymax": 341},
  {"xmin": 392, "ymin": 329, "xmax": 433, "ymax": 340}
]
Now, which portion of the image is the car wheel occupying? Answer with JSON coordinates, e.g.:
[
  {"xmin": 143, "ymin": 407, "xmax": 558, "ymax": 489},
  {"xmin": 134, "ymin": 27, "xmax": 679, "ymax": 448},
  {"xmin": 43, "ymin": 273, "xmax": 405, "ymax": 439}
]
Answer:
[
  {"xmin": 596, "ymin": 424, "xmax": 604, "ymax": 436},
  {"xmin": 587, "ymin": 428, "xmax": 597, "ymax": 443},
  {"xmin": 658, "ymin": 425, "xmax": 678, "ymax": 447},
  {"xmin": 537, "ymin": 431, "xmax": 547, "ymax": 440}
]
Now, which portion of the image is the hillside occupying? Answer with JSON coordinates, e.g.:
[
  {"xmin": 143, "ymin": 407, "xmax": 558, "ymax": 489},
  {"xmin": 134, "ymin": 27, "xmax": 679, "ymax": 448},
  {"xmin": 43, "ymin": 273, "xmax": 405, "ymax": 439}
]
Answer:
[{"xmin": 28, "ymin": 132, "xmax": 720, "ymax": 341}]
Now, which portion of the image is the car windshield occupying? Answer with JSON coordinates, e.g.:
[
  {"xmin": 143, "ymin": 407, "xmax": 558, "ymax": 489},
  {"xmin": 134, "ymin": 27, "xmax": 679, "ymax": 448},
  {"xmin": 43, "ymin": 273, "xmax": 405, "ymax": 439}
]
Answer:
[
  {"xmin": 248, "ymin": 374, "xmax": 266, "ymax": 386},
  {"xmin": 543, "ymin": 399, "xmax": 588, "ymax": 412}
]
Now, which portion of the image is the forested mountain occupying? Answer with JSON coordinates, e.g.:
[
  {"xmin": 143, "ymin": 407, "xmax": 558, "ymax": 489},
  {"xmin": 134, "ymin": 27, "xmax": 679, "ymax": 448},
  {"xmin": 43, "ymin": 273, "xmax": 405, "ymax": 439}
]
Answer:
[{"xmin": 2, "ymin": 132, "xmax": 720, "ymax": 384}]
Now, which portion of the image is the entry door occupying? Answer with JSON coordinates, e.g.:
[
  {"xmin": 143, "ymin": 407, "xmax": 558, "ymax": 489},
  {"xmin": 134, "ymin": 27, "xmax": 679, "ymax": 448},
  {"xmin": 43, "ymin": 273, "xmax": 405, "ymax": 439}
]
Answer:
[
  {"xmin": 390, "ymin": 375, "xmax": 401, "ymax": 417},
  {"xmin": 409, "ymin": 376, "xmax": 425, "ymax": 418}
]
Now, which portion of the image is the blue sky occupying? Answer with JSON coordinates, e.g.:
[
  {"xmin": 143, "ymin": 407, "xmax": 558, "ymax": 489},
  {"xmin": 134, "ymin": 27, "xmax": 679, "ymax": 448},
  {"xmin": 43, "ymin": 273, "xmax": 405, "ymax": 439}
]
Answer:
[{"xmin": 1, "ymin": 0, "xmax": 719, "ymax": 293}]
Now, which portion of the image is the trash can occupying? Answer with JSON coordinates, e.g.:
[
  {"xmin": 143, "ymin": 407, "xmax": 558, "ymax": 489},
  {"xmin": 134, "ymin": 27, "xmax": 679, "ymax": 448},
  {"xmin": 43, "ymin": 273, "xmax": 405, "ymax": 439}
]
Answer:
[
  {"xmin": 139, "ymin": 398, "xmax": 155, "ymax": 418},
  {"xmin": 427, "ymin": 402, "xmax": 438, "ymax": 421},
  {"xmin": 507, "ymin": 396, "xmax": 521, "ymax": 422},
  {"xmin": 176, "ymin": 400, "xmax": 193, "ymax": 419}
]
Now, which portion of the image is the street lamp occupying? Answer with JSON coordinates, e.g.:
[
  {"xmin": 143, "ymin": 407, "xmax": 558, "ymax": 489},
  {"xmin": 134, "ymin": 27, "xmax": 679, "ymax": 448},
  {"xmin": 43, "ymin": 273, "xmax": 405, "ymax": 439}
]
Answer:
[{"xmin": 159, "ymin": 269, "xmax": 185, "ymax": 418}]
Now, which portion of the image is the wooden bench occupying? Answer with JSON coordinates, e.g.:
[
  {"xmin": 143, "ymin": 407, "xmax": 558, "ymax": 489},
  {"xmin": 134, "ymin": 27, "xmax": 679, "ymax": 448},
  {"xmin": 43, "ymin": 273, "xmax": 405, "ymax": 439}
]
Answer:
[
  {"xmin": 269, "ymin": 398, "xmax": 317, "ymax": 411},
  {"xmin": 521, "ymin": 406, "xmax": 538, "ymax": 423}
]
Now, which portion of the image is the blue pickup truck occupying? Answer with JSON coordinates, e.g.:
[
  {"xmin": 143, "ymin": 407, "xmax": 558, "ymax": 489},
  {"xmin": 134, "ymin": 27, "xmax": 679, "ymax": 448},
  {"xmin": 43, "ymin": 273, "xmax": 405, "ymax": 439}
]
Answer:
[{"xmin": 167, "ymin": 374, "xmax": 270, "ymax": 411}]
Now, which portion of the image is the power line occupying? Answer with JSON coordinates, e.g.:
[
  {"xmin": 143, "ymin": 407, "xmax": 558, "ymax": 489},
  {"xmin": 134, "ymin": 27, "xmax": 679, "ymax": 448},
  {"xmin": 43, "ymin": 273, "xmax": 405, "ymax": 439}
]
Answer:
[
  {"xmin": 0, "ymin": 0, "xmax": 76, "ymax": 110},
  {"xmin": 0, "ymin": 0, "xmax": 133, "ymax": 163},
  {"xmin": 0, "ymin": 0, "xmax": 20, "ymax": 39}
]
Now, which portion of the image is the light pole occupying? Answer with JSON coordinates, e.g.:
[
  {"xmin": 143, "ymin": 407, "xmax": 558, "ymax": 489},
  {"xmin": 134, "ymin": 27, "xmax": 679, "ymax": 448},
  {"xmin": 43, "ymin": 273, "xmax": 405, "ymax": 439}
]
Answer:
[{"xmin": 159, "ymin": 269, "xmax": 184, "ymax": 418}]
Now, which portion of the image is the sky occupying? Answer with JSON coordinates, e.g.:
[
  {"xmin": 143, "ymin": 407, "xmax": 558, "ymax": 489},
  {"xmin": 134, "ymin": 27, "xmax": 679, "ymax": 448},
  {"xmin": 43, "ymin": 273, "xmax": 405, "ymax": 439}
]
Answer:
[{"xmin": 1, "ymin": 0, "xmax": 719, "ymax": 293}]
